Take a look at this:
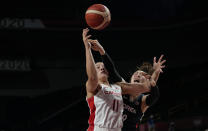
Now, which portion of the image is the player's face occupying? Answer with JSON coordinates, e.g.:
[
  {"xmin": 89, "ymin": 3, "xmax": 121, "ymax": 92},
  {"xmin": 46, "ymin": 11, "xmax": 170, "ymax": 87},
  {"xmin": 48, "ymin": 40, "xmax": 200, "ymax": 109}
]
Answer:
[
  {"xmin": 130, "ymin": 70, "xmax": 151, "ymax": 83},
  {"xmin": 95, "ymin": 62, "xmax": 109, "ymax": 80}
]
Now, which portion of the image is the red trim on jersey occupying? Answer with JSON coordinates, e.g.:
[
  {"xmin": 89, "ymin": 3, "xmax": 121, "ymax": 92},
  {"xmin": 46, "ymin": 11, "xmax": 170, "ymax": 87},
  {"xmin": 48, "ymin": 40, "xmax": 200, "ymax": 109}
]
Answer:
[{"xmin": 87, "ymin": 97, "xmax": 96, "ymax": 131}]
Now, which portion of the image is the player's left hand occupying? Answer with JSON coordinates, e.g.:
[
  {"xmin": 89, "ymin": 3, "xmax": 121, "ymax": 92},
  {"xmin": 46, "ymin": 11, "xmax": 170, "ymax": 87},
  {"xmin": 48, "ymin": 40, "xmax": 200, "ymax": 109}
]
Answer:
[
  {"xmin": 88, "ymin": 39, "xmax": 105, "ymax": 55},
  {"xmin": 153, "ymin": 54, "xmax": 166, "ymax": 73}
]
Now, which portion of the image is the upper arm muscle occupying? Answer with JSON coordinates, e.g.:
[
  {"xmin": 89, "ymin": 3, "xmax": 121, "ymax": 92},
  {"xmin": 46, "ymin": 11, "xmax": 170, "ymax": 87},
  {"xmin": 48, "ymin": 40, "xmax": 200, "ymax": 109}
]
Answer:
[{"xmin": 86, "ymin": 80, "xmax": 99, "ymax": 98}]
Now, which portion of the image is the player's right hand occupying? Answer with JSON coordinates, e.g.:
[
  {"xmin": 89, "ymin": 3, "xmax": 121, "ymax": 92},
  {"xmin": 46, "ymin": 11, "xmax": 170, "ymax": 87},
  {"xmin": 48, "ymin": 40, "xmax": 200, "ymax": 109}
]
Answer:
[{"xmin": 82, "ymin": 28, "xmax": 92, "ymax": 48}]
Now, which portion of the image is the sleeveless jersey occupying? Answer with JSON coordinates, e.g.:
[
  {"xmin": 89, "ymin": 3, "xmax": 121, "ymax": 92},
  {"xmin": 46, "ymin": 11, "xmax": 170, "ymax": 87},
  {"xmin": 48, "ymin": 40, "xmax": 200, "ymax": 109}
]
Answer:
[
  {"xmin": 122, "ymin": 94, "xmax": 144, "ymax": 131},
  {"xmin": 87, "ymin": 84, "xmax": 123, "ymax": 131}
]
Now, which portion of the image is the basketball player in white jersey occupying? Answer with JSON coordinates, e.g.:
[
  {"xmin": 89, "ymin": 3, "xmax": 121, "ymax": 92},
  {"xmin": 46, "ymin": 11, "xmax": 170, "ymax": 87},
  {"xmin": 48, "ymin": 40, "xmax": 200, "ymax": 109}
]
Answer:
[
  {"xmin": 88, "ymin": 38, "xmax": 165, "ymax": 131},
  {"xmin": 82, "ymin": 28, "xmax": 153, "ymax": 131}
]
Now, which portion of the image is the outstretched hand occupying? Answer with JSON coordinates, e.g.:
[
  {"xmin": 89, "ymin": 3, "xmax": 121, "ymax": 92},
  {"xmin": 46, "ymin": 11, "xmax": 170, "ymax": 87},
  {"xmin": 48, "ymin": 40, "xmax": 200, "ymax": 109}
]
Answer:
[
  {"xmin": 153, "ymin": 54, "xmax": 166, "ymax": 73},
  {"xmin": 82, "ymin": 28, "xmax": 92, "ymax": 49}
]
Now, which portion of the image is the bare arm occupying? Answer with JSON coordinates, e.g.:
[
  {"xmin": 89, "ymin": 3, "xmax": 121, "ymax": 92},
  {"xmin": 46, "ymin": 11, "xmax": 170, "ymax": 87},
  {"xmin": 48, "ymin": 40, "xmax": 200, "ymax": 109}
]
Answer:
[
  {"xmin": 140, "ymin": 55, "xmax": 165, "ymax": 113},
  {"xmin": 117, "ymin": 76, "xmax": 152, "ymax": 96},
  {"xmin": 82, "ymin": 28, "xmax": 98, "ymax": 97},
  {"xmin": 118, "ymin": 82, "xmax": 149, "ymax": 95}
]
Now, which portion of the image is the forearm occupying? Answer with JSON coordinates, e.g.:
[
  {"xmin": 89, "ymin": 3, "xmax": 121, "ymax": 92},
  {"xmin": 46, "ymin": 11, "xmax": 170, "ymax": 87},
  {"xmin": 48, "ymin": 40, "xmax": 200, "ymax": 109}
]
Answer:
[
  {"xmin": 101, "ymin": 52, "xmax": 123, "ymax": 83},
  {"xmin": 85, "ymin": 47, "xmax": 98, "ymax": 81},
  {"xmin": 151, "ymin": 70, "xmax": 160, "ymax": 83},
  {"xmin": 118, "ymin": 82, "xmax": 149, "ymax": 95}
]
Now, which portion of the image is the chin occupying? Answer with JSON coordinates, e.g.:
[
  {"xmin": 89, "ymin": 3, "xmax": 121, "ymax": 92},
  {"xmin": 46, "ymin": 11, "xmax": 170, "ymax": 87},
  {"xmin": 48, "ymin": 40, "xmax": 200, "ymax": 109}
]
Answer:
[
  {"xmin": 99, "ymin": 74, "xmax": 108, "ymax": 79},
  {"xmin": 101, "ymin": 73, "xmax": 108, "ymax": 77}
]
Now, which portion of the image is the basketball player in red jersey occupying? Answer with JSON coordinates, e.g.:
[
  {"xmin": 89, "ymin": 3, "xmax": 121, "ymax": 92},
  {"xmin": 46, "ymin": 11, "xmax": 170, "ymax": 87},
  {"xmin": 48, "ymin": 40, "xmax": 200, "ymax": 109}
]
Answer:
[
  {"xmin": 88, "ymin": 38, "xmax": 165, "ymax": 131},
  {"xmin": 82, "ymin": 28, "xmax": 154, "ymax": 131}
]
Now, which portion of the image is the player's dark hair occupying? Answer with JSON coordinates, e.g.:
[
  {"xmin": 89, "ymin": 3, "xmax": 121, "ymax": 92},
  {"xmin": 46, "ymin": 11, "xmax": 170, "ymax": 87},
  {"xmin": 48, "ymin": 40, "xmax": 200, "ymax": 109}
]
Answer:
[
  {"xmin": 137, "ymin": 62, "xmax": 154, "ymax": 75},
  {"xmin": 128, "ymin": 62, "xmax": 154, "ymax": 83}
]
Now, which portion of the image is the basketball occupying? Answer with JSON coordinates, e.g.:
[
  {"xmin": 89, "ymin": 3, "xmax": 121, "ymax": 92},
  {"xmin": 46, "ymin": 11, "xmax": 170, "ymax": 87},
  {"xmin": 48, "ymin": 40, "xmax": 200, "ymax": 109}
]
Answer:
[{"xmin": 85, "ymin": 4, "xmax": 111, "ymax": 30}]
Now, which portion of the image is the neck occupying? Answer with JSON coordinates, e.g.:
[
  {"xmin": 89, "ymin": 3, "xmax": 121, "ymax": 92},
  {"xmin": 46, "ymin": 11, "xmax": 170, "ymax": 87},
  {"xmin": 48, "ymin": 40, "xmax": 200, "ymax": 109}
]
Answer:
[{"xmin": 99, "ymin": 80, "xmax": 110, "ymax": 87}]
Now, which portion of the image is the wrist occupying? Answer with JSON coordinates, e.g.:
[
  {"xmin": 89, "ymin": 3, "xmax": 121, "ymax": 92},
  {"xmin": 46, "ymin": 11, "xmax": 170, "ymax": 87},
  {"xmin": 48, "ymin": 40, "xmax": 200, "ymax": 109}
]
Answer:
[
  {"xmin": 99, "ymin": 48, "xmax": 105, "ymax": 55},
  {"xmin": 154, "ymin": 69, "xmax": 160, "ymax": 74}
]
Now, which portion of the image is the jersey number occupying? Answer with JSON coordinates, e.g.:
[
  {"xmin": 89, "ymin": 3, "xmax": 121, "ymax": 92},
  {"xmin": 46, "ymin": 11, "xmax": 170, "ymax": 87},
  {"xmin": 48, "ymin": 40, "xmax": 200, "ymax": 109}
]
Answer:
[{"xmin": 113, "ymin": 100, "xmax": 119, "ymax": 112}]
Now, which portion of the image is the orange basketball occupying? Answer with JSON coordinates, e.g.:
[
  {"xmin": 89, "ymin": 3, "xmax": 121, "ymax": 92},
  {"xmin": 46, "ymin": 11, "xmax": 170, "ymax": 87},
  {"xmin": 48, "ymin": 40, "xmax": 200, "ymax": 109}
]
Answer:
[{"xmin": 85, "ymin": 4, "xmax": 111, "ymax": 30}]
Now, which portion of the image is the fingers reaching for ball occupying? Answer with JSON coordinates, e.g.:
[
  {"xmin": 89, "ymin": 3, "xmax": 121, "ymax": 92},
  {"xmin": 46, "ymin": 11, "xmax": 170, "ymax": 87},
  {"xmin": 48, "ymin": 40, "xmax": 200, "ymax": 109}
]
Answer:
[
  {"xmin": 82, "ymin": 28, "xmax": 92, "ymax": 48},
  {"xmin": 89, "ymin": 39, "xmax": 105, "ymax": 55}
]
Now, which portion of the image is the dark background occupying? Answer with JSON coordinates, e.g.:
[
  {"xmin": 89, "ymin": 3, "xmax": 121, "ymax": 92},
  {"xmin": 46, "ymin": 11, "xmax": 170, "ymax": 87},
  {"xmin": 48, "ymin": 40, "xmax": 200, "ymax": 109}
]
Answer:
[{"xmin": 0, "ymin": 0, "xmax": 208, "ymax": 130}]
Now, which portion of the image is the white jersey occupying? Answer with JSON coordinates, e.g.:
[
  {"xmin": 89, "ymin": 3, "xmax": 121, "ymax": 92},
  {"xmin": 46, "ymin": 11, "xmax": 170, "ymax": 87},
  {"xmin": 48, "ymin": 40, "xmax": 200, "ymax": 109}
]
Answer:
[{"xmin": 87, "ymin": 84, "xmax": 123, "ymax": 131}]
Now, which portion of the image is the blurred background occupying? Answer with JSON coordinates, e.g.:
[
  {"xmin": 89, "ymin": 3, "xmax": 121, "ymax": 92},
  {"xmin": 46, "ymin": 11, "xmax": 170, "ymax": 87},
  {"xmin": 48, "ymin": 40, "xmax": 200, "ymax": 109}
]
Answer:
[{"xmin": 0, "ymin": 0, "xmax": 208, "ymax": 131}]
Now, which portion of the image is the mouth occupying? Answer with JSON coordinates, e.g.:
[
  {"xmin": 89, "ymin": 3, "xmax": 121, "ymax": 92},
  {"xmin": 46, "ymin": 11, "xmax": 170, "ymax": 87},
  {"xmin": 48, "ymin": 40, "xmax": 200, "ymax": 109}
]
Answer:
[
  {"xmin": 101, "ymin": 71, "xmax": 106, "ymax": 74},
  {"xmin": 134, "ymin": 80, "xmax": 140, "ymax": 83}
]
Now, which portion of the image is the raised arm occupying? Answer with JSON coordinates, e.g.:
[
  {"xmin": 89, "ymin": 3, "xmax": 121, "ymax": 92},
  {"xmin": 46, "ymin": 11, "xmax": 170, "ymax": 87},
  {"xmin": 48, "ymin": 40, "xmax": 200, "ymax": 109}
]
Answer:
[
  {"xmin": 89, "ymin": 39, "xmax": 124, "ymax": 83},
  {"xmin": 82, "ymin": 28, "xmax": 98, "ymax": 98},
  {"xmin": 139, "ymin": 55, "xmax": 165, "ymax": 113}
]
